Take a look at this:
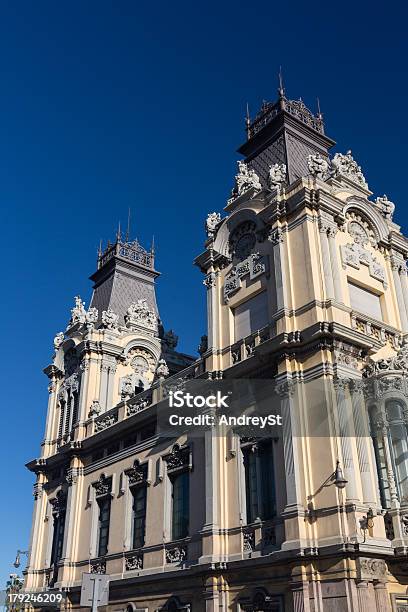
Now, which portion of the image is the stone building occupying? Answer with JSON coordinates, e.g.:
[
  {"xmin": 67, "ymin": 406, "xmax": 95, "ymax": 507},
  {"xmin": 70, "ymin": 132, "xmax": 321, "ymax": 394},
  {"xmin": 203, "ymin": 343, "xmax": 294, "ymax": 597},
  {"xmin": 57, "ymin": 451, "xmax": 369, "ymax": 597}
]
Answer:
[{"xmin": 25, "ymin": 87, "xmax": 408, "ymax": 611}]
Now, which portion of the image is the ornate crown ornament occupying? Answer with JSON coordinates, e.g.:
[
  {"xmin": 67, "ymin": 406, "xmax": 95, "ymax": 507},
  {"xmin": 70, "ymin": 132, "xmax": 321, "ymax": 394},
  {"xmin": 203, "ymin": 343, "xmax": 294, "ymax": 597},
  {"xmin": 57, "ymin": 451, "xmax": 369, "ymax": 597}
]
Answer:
[
  {"xmin": 228, "ymin": 161, "xmax": 261, "ymax": 205},
  {"xmin": 125, "ymin": 299, "xmax": 157, "ymax": 331},
  {"xmin": 364, "ymin": 337, "xmax": 408, "ymax": 376}
]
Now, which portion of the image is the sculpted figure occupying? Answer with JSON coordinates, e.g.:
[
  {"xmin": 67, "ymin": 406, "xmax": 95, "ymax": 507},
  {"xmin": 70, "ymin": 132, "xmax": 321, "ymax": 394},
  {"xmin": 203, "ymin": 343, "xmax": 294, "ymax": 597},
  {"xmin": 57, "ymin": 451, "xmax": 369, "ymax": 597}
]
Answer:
[
  {"xmin": 307, "ymin": 153, "xmax": 328, "ymax": 179},
  {"xmin": 375, "ymin": 194, "xmax": 395, "ymax": 220},
  {"xmin": 267, "ymin": 163, "xmax": 287, "ymax": 190}
]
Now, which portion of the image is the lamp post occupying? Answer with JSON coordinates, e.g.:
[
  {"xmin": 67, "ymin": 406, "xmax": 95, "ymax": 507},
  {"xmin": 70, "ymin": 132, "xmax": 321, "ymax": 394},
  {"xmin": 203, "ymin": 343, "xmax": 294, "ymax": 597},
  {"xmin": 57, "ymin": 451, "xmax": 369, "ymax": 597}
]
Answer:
[{"xmin": 13, "ymin": 550, "xmax": 29, "ymax": 569}]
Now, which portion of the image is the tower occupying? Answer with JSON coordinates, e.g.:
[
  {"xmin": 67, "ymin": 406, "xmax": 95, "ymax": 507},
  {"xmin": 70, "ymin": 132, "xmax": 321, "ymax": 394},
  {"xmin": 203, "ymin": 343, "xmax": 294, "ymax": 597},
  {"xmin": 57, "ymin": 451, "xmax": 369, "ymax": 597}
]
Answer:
[{"xmin": 25, "ymin": 88, "xmax": 408, "ymax": 611}]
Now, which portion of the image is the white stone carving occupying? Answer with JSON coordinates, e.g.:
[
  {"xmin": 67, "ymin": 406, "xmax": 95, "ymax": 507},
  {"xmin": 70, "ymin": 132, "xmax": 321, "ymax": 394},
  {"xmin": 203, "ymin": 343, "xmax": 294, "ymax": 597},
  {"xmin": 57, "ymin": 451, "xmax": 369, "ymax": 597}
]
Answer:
[
  {"xmin": 205, "ymin": 212, "xmax": 222, "ymax": 237},
  {"xmin": 101, "ymin": 308, "xmax": 119, "ymax": 330},
  {"xmin": 69, "ymin": 296, "xmax": 86, "ymax": 326},
  {"xmin": 375, "ymin": 194, "xmax": 395, "ymax": 221},
  {"xmin": 88, "ymin": 399, "xmax": 101, "ymax": 417},
  {"xmin": 341, "ymin": 241, "xmax": 386, "ymax": 286},
  {"xmin": 125, "ymin": 299, "xmax": 157, "ymax": 331},
  {"xmin": 365, "ymin": 337, "xmax": 408, "ymax": 375},
  {"xmin": 307, "ymin": 153, "xmax": 328, "ymax": 179},
  {"xmin": 224, "ymin": 253, "xmax": 266, "ymax": 302},
  {"xmin": 331, "ymin": 150, "xmax": 368, "ymax": 189},
  {"xmin": 267, "ymin": 163, "xmax": 287, "ymax": 189},
  {"xmin": 156, "ymin": 359, "xmax": 169, "ymax": 379},
  {"xmin": 85, "ymin": 307, "xmax": 98, "ymax": 328},
  {"xmin": 229, "ymin": 161, "xmax": 261, "ymax": 203},
  {"xmin": 53, "ymin": 332, "xmax": 65, "ymax": 349}
]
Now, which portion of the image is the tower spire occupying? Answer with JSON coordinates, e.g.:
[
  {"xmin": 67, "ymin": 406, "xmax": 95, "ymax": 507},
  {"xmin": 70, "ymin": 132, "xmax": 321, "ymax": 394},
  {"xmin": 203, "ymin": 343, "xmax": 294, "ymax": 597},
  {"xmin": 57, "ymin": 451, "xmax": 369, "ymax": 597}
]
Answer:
[
  {"xmin": 126, "ymin": 207, "xmax": 131, "ymax": 242},
  {"xmin": 245, "ymin": 103, "xmax": 251, "ymax": 139},
  {"xmin": 278, "ymin": 66, "xmax": 285, "ymax": 98}
]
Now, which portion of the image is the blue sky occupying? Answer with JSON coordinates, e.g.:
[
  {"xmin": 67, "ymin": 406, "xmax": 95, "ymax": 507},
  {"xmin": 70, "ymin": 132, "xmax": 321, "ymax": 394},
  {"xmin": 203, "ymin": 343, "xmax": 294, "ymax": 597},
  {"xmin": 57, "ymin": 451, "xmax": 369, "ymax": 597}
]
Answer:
[{"xmin": 0, "ymin": 0, "xmax": 407, "ymax": 587}]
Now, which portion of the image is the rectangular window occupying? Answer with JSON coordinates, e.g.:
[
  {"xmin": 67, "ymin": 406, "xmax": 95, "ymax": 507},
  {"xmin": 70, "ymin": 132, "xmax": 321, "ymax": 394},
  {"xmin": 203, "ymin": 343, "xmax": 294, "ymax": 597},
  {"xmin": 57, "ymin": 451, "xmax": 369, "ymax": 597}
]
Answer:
[
  {"xmin": 50, "ymin": 513, "xmax": 66, "ymax": 566},
  {"xmin": 243, "ymin": 440, "xmax": 276, "ymax": 524},
  {"xmin": 348, "ymin": 281, "xmax": 383, "ymax": 320},
  {"xmin": 171, "ymin": 472, "xmax": 189, "ymax": 540},
  {"xmin": 97, "ymin": 497, "xmax": 111, "ymax": 557},
  {"xmin": 132, "ymin": 486, "xmax": 147, "ymax": 549},
  {"xmin": 233, "ymin": 292, "xmax": 269, "ymax": 342}
]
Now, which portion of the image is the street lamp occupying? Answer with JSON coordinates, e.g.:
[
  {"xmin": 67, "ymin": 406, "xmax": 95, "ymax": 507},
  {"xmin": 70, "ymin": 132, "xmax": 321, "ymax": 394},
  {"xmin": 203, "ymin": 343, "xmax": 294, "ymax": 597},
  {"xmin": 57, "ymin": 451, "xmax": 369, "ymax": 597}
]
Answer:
[{"xmin": 13, "ymin": 550, "xmax": 29, "ymax": 569}]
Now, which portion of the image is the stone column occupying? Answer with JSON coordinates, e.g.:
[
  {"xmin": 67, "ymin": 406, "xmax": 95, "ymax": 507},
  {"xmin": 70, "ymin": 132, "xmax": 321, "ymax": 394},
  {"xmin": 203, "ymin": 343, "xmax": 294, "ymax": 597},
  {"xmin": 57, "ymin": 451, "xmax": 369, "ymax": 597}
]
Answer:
[
  {"xmin": 204, "ymin": 577, "xmax": 219, "ymax": 612},
  {"xmin": 26, "ymin": 474, "xmax": 47, "ymax": 581},
  {"xmin": 374, "ymin": 582, "xmax": 392, "ymax": 612},
  {"xmin": 328, "ymin": 226, "xmax": 343, "ymax": 303},
  {"xmin": 356, "ymin": 581, "xmax": 371, "ymax": 612},
  {"xmin": 60, "ymin": 458, "xmax": 84, "ymax": 580},
  {"xmin": 99, "ymin": 361, "xmax": 109, "ymax": 411},
  {"xmin": 399, "ymin": 265, "xmax": 408, "ymax": 326},
  {"xmin": 391, "ymin": 259, "xmax": 408, "ymax": 332},
  {"xmin": 44, "ymin": 377, "xmax": 58, "ymax": 447},
  {"xmin": 279, "ymin": 381, "xmax": 303, "ymax": 511},
  {"xmin": 269, "ymin": 228, "xmax": 289, "ymax": 312},
  {"xmin": 318, "ymin": 224, "xmax": 335, "ymax": 300},
  {"xmin": 204, "ymin": 271, "xmax": 218, "ymax": 350},
  {"xmin": 351, "ymin": 382, "xmax": 377, "ymax": 505},
  {"xmin": 78, "ymin": 357, "xmax": 91, "ymax": 423},
  {"xmin": 335, "ymin": 380, "xmax": 359, "ymax": 502},
  {"xmin": 377, "ymin": 408, "xmax": 400, "ymax": 510},
  {"xmin": 106, "ymin": 362, "xmax": 117, "ymax": 410},
  {"xmin": 292, "ymin": 583, "xmax": 311, "ymax": 612}
]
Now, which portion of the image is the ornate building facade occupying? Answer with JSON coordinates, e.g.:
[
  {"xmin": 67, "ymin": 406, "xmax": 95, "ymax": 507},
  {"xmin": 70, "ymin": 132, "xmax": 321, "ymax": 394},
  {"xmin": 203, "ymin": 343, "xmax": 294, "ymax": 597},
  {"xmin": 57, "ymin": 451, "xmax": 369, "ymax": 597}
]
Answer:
[{"xmin": 25, "ymin": 87, "xmax": 408, "ymax": 611}]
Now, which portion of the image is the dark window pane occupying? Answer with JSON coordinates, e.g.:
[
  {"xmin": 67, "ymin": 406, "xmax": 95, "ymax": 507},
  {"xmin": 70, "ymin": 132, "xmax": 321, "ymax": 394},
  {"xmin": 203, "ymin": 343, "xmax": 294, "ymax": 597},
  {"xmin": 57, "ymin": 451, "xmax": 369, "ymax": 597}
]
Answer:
[
  {"xmin": 97, "ymin": 497, "xmax": 111, "ymax": 557},
  {"xmin": 132, "ymin": 486, "xmax": 147, "ymax": 549},
  {"xmin": 172, "ymin": 472, "xmax": 189, "ymax": 540}
]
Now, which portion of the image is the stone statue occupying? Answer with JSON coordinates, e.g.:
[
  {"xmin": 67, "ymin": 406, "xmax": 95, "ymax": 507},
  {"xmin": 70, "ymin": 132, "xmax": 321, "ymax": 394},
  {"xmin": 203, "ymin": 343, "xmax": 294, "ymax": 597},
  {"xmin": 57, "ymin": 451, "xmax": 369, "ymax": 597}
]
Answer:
[
  {"xmin": 53, "ymin": 332, "xmax": 65, "ymax": 350},
  {"xmin": 331, "ymin": 150, "xmax": 368, "ymax": 189},
  {"xmin": 85, "ymin": 307, "xmax": 98, "ymax": 328},
  {"xmin": 198, "ymin": 334, "xmax": 208, "ymax": 356},
  {"xmin": 164, "ymin": 329, "xmax": 178, "ymax": 349},
  {"xmin": 125, "ymin": 299, "xmax": 157, "ymax": 331},
  {"xmin": 70, "ymin": 295, "xmax": 86, "ymax": 325},
  {"xmin": 230, "ymin": 160, "xmax": 261, "ymax": 202},
  {"xmin": 267, "ymin": 163, "xmax": 287, "ymax": 190},
  {"xmin": 101, "ymin": 308, "xmax": 119, "ymax": 330},
  {"xmin": 205, "ymin": 212, "xmax": 222, "ymax": 237},
  {"xmin": 375, "ymin": 194, "xmax": 395, "ymax": 221},
  {"xmin": 307, "ymin": 153, "xmax": 328, "ymax": 179},
  {"xmin": 156, "ymin": 358, "xmax": 169, "ymax": 379},
  {"xmin": 88, "ymin": 399, "xmax": 101, "ymax": 417}
]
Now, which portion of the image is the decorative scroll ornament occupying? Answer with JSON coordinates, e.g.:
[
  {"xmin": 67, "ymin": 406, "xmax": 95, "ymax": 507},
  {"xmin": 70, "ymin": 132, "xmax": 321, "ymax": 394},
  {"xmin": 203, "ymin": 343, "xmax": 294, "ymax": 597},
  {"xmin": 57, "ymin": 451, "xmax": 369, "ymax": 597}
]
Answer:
[
  {"xmin": 341, "ymin": 241, "xmax": 386, "ymax": 286},
  {"xmin": 364, "ymin": 337, "xmax": 408, "ymax": 376},
  {"xmin": 228, "ymin": 161, "xmax": 261, "ymax": 204},
  {"xmin": 307, "ymin": 153, "xmax": 328, "ymax": 179},
  {"xmin": 375, "ymin": 194, "xmax": 395, "ymax": 221},
  {"xmin": 126, "ymin": 347, "xmax": 155, "ymax": 374},
  {"xmin": 331, "ymin": 150, "xmax": 368, "ymax": 189},
  {"xmin": 164, "ymin": 444, "xmax": 190, "ymax": 473},
  {"xmin": 85, "ymin": 307, "xmax": 98, "ymax": 328},
  {"xmin": 224, "ymin": 253, "xmax": 266, "ymax": 302},
  {"xmin": 88, "ymin": 399, "xmax": 101, "ymax": 417},
  {"xmin": 94, "ymin": 412, "xmax": 118, "ymax": 432},
  {"xmin": 53, "ymin": 332, "xmax": 65, "ymax": 350},
  {"xmin": 93, "ymin": 474, "xmax": 112, "ymax": 497},
  {"xmin": 166, "ymin": 546, "xmax": 187, "ymax": 563},
  {"xmin": 267, "ymin": 163, "xmax": 286, "ymax": 190},
  {"xmin": 126, "ymin": 395, "xmax": 151, "ymax": 416},
  {"xmin": 156, "ymin": 359, "xmax": 169, "ymax": 379},
  {"xmin": 49, "ymin": 491, "xmax": 66, "ymax": 517},
  {"xmin": 125, "ymin": 460, "xmax": 148, "ymax": 487},
  {"xmin": 205, "ymin": 212, "xmax": 222, "ymax": 238},
  {"xmin": 69, "ymin": 296, "xmax": 86, "ymax": 326},
  {"xmin": 101, "ymin": 308, "xmax": 119, "ymax": 330},
  {"xmin": 90, "ymin": 561, "xmax": 106, "ymax": 574},
  {"xmin": 125, "ymin": 299, "xmax": 157, "ymax": 331},
  {"xmin": 125, "ymin": 555, "xmax": 143, "ymax": 570}
]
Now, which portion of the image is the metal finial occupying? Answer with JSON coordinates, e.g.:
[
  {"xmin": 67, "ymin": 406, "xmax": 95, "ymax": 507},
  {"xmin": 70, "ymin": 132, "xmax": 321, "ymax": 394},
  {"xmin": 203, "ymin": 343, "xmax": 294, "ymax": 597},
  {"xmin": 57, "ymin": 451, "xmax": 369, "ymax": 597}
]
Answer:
[
  {"xmin": 98, "ymin": 239, "xmax": 102, "ymax": 257},
  {"xmin": 316, "ymin": 97, "xmax": 323, "ymax": 119},
  {"xmin": 245, "ymin": 102, "xmax": 251, "ymax": 139},
  {"xmin": 116, "ymin": 221, "xmax": 122, "ymax": 242},
  {"xmin": 278, "ymin": 66, "xmax": 285, "ymax": 98},
  {"xmin": 126, "ymin": 207, "xmax": 131, "ymax": 242},
  {"xmin": 151, "ymin": 235, "xmax": 155, "ymax": 255}
]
